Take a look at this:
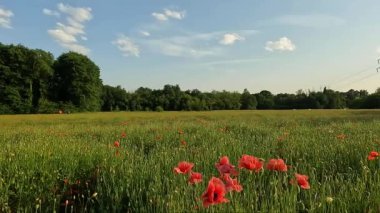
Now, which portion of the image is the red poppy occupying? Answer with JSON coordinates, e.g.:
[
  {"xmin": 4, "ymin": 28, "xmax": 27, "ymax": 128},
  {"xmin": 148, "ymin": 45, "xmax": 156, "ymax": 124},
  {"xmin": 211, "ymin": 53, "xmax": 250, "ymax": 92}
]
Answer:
[
  {"xmin": 223, "ymin": 174, "xmax": 242, "ymax": 192},
  {"xmin": 114, "ymin": 141, "xmax": 120, "ymax": 148},
  {"xmin": 188, "ymin": 172, "xmax": 203, "ymax": 184},
  {"xmin": 368, "ymin": 151, "xmax": 379, "ymax": 160},
  {"xmin": 121, "ymin": 132, "xmax": 127, "ymax": 138},
  {"xmin": 202, "ymin": 177, "xmax": 229, "ymax": 207},
  {"xmin": 174, "ymin": 161, "xmax": 194, "ymax": 174},
  {"xmin": 238, "ymin": 154, "xmax": 263, "ymax": 172},
  {"xmin": 266, "ymin": 159, "xmax": 288, "ymax": 172},
  {"xmin": 215, "ymin": 156, "xmax": 238, "ymax": 176},
  {"xmin": 336, "ymin": 134, "xmax": 346, "ymax": 140},
  {"xmin": 181, "ymin": 140, "xmax": 187, "ymax": 146},
  {"xmin": 293, "ymin": 173, "xmax": 310, "ymax": 190}
]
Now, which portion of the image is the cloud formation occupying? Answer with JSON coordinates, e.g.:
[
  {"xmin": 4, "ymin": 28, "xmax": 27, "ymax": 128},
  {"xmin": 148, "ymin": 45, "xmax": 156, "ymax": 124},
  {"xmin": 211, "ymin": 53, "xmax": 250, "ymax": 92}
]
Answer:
[
  {"xmin": 152, "ymin": 9, "xmax": 185, "ymax": 21},
  {"xmin": 42, "ymin": 8, "xmax": 60, "ymax": 17},
  {"xmin": 113, "ymin": 35, "xmax": 140, "ymax": 57},
  {"xmin": 46, "ymin": 3, "xmax": 92, "ymax": 55},
  {"xmin": 139, "ymin": 29, "xmax": 257, "ymax": 58},
  {"xmin": 219, "ymin": 33, "xmax": 245, "ymax": 45},
  {"xmin": 0, "ymin": 6, "xmax": 14, "ymax": 29},
  {"xmin": 265, "ymin": 37, "xmax": 296, "ymax": 52}
]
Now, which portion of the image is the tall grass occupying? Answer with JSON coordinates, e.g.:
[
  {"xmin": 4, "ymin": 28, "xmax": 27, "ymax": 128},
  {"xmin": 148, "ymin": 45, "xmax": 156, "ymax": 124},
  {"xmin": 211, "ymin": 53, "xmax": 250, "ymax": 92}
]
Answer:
[{"xmin": 0, "ymin": 110, "xmax": 379, "ymax": 212}]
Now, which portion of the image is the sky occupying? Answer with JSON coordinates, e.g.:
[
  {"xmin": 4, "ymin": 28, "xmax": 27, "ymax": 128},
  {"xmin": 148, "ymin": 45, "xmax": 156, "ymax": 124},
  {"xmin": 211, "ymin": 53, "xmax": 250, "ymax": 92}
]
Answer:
[{"xmin": 0, "ymin": 0, "xmax": 379, "ymax": 94}]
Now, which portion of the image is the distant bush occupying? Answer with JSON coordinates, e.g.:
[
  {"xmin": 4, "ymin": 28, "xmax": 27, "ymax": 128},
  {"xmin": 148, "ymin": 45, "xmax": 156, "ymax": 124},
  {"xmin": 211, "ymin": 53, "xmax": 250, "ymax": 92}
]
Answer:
[{"xmin": 155, "ymin": 106, "xmax": 164, "ymax": 112}]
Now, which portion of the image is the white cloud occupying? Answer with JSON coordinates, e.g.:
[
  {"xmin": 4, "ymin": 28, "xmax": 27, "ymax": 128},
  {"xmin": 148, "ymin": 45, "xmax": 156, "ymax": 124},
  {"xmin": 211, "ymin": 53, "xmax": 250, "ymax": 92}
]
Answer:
[
  {"xmin": 43, "ymin": 8, "xmax": 60, "ymax": 17},
  {"xmin": 0, "ymin": 6, "xmax": 14, "ymax": 29},
  {"xmin": 219, "ymin": 33, "xmax": 245, "ymax": 45},
  {"xmin": 113, "ymin": 35, "xmax": 140, "ymax": 57},
  {"xmin": 57, "ymin": 3, "xmax": 92, "ymax": 23},
  {"xmin": 48, "ymin": 29, "xmax": 77, "ymax": 43},
  {"xmin": 138, "ymin": 29, "xmax": 257, "ymax": 58},
  {"xmin": 164, "ymin": 9, "xmax": 185, "ymax": 20},
  {"xmin": 140, "ymin": 31, "xmax": 150, "ymax": 37},
  {"xmin": 265, "ymin": 37, "xmax": 296, "ymax": 52},
  {"xmin": 61, "ymin": 43, "xmax": 90, "ymax": 55},
  {"xmin": 152, "ymin": 9, "xmax": 185, "ymax": 21},
  {"xmin": 152, "ymin": 12, "xmax": 168, "ymax": 21},
  {"xmin": 47, "ymin": 3, "xmax": 92, "ymax": 55}
]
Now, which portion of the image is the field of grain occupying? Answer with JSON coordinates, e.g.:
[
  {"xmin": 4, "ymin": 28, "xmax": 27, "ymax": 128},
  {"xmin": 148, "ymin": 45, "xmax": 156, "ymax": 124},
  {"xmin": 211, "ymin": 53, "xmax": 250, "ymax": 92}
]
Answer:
[{"xmin": 1, "ymin": 110, "xmax": 380, "ymax": 212}]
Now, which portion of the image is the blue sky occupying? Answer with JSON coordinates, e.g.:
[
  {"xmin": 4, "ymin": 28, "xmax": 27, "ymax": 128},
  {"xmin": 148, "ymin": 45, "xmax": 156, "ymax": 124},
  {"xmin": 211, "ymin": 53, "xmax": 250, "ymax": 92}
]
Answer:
[{"xmin": 0, "ymin": 0, "xmax": 379, "ymax": 93}]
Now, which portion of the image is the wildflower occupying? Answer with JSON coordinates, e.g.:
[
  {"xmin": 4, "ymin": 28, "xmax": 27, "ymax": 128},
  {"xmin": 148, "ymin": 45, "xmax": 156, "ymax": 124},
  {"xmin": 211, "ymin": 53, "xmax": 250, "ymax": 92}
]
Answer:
[
  {"xmin": 215, "ymin": 156, "xmax": 238, "ymax": 176},
  {"xmin": 223, "ymin": 174, "xmax": 242, "ymax": 192},
  {"xmin": 368, "ymin": 151, "xmax": 379, "ymax": 160},
  {"xmin": 202, "ymin": 177, "xmax": 229, "ymax": 207},
  {"xmin": 114, "ymin": 141, "xmax": 120, "ymax": 148},
  {"xmin": 181, "ymin": 140, "xmax": 187, "ymax": 146},
  {"xmin": 121, "ymin": 132, "xmax": 126, "ymax": 138},
  {"xmin": 174, "ymin": 161, "xmax": 194, "ymax": 174},
  {"xmin": 188, "ymin": 172, "xmax": 203, "ymax": 184},
  {"xmin": 266, "ymin": 159, "xmax": 288, "ymax": 172},
  {"xmin": 238, "ymin": 154, "xmax": 263, "ymax": 172},
  {"xmin": 336, "ymin": 134, "xmax": 346, "ymax": 140},
  {"xmin": 291, "ymin": 173, "xmax": 310, "ymax": 190},
  {"xmin": 326, "ymin": 197, "xmax": 333, "ymax": 203}
]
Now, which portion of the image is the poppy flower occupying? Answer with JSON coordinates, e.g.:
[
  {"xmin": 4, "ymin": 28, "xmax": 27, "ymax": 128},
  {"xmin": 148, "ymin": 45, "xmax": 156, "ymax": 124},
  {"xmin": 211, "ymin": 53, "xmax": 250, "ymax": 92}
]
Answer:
[
  {"xmin": 114, "ymin": 141, "xmax": 120, "ymax": 148},
  {"xmin": 238, "ymin": 154, "xmax": 263, "ymax": 172},
  {"xmin": 174, "ymin": 161, "xmax": 194, "ymax": 174},
  {"xmin": 181, "ymin": 140, "xmax": 187, "ymax": 146},
  {"xmin": 266, "ymin": 159, "xmax": 288, "ymax": 172},
  {"xmin": 188, "ymin": 172, "xmax": 203, "ymax": 184},
  {"xmin": 336, "ymin": 134, "xmax": 346, "ymax": 140},
  {"xmin": 215, "ymin": 156, "xmax": 238, "ymax": 176},
  {"xmin": 223, "ymin": 174, "xmax": 242, "ymax": 192},
  {"xmin": 293, "ymin": 173, "xmax": 310, "ymax": 190},
  {"xmin": 202, "ymin": 177, "xmax": 229, "ymax": 207},
  {"xmin": 368, "ymin": 151, "xmax": 379, "ymax": 160},
  {"xmin": 121, "ymin": 132, "xmax": 127, "ymax": 138}
]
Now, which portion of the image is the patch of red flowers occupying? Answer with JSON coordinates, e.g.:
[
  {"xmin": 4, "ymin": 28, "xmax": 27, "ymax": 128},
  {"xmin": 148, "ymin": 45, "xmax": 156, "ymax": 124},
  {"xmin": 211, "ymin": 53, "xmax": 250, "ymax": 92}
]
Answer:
[
  {"xmin": 215, "ymin": 156, "xmax": 238, "ymax": 176},
  {"xmin": 266, "ymin": 159, "xmax": 288, "ymax": 172},
  {"xmin": 222, "ymin": 174, "xmax": 242, "ymax": 192},
  {"xmin": 238, "ymin": 154, "xmax": 263, "ymax": 172},
  {"xmin": 174, "ymin": 161, "xmax": 194, "ymax": 174},
  {"xmin": 113, "ymin": 141, "xmax": 120, "ymax": 148},
  {"xmin": 368, "ymin": 151, "xmax": 380, "ymax": 161},
  {"xmin": 202, "ymin": 177, "xmax": 229, "ymax": 207},
  {"xmin": 291, "ymin": 173, "xmax": 310, "ymax": 190},
  {"xmin": 188, "ymin": 172, "xmax": 203, "ymax": 184}
]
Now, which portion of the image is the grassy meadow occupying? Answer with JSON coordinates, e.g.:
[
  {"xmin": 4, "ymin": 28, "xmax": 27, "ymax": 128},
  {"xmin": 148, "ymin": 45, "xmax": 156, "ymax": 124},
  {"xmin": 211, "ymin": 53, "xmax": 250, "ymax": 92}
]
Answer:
[{"xmin": 1, "ymin": 110, "xmax": 380, "ymax": 212}]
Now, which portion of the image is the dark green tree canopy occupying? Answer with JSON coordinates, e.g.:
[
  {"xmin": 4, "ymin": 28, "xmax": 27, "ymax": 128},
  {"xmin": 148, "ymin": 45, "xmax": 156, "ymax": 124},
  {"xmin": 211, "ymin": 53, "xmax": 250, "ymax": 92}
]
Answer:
[{"xmin": 50, "ymin": 52, "xmax": 103, "ymax": 111}]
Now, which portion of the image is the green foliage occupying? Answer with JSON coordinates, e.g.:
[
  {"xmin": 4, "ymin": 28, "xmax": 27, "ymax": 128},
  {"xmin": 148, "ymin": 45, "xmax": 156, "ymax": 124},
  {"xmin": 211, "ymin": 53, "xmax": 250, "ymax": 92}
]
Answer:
[
  {"xmin": 50, "ymin": 52, "xmax": 102, "ymax": 112},
  {"xmin": 240, "ymin": 89, "xmax": 257, "ymax": 109}
]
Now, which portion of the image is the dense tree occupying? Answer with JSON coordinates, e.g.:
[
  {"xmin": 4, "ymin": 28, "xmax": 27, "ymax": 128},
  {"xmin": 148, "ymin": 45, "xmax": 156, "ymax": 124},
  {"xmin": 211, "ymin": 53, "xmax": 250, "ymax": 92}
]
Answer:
[
  {"xmin": 240, "ymin": 89, "xmax": 257, "ymax": 109},
  {"xmin": 0, "ymin": 44, "xmax": 54, "ymax": 113},
  {"xmin": 50, "ymin": 52, "xmax": 102, "ymax": 111}
]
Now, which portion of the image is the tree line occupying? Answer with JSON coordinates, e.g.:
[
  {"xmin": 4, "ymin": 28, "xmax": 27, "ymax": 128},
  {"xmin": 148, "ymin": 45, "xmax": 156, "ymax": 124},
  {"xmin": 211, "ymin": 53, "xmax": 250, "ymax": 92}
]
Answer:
[{"xmin": 0, "ymin": 43, "xmax": 379, "ymax": 114}]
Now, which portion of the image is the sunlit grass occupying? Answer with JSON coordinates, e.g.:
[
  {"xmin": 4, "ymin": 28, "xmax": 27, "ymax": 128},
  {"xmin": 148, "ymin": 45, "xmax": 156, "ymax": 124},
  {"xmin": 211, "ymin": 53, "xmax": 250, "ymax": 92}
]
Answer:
[{"xmin": 0, "ymin": 110, "xmax": 379, "ymax": 212}]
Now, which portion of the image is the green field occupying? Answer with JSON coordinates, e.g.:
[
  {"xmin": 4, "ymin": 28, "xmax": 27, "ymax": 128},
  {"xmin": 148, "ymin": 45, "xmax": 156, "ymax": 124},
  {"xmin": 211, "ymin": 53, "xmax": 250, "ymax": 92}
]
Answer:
[{"xmin": 1, "ymin": 110, "xmax": 380, "ymax": 212}]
